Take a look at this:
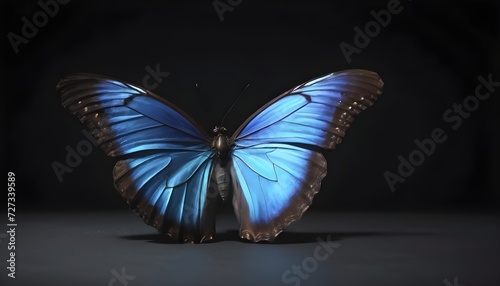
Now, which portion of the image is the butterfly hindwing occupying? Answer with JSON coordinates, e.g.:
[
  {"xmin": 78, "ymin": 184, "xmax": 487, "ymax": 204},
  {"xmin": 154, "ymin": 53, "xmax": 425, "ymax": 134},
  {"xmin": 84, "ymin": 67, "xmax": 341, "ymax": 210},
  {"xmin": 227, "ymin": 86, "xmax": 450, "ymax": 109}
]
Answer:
[
  {"xmin": 57, "ymin": 74, "xmax": 216, "ymax": 242},
  {"xmin": 113, "ymin": 152, "xmax": 215, "ymax": 242},
  {"xmin": 230, "ymin": 69, "xmax": 383, "ymax": 241},
  {"xmin": 231, "ymin": 144, "xmax": 327, "ymax": 241}
]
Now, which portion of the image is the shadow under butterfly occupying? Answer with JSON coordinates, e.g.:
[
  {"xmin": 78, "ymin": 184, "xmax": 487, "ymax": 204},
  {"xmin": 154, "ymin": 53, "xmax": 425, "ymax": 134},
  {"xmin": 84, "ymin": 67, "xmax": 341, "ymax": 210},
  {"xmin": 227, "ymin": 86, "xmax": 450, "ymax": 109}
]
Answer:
[{"xmin": 56, "ymin": 69, "xmax": 383, "ymax": 243}]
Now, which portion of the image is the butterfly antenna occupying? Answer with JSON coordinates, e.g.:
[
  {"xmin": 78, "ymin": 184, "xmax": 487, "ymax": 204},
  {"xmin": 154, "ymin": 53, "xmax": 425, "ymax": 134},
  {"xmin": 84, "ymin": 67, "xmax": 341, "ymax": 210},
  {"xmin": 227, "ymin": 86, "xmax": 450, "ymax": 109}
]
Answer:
[
  {"xmin": 220, "ymin": 84, "xmax": 250, "ymax": 127},
  {"xmin": 195, "ymin": 83, "xmax": 217, "ymax": 125}
]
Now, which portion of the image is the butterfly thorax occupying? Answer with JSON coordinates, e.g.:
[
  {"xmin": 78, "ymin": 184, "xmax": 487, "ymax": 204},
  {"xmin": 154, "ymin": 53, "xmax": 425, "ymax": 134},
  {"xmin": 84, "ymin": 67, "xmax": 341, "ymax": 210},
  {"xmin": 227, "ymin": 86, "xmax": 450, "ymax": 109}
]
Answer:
[{"xmin": 212, "ymin": 126, "xmax": 232, "ymax": 166}]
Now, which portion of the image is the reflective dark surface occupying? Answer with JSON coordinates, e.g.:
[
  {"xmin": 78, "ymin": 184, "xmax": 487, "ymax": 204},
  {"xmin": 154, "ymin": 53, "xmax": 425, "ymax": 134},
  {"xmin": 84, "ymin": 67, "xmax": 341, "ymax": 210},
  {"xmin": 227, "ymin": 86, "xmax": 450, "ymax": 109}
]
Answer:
[{"xmin": 0, "ymin": 211, "xmax": 498, "ymax": 286}]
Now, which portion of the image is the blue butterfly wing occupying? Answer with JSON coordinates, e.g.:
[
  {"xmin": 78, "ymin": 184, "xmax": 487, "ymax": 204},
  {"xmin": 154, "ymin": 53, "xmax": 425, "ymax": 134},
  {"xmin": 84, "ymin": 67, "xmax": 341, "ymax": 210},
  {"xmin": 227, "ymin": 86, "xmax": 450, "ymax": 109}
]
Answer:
[
  {"xmin": 58, "ymin": 74, "xmax": 216, "ymax": 242},
  {"xmin": 230, "ymin": 144, "xmax": 327, "ymax": 241},
  {"xmin": 113, "ymin": 151, "xmax": 215, "ymax": 242},
  {"xmin": 230, "ymin": 69, "xmax": 384, "ymax": 241}
]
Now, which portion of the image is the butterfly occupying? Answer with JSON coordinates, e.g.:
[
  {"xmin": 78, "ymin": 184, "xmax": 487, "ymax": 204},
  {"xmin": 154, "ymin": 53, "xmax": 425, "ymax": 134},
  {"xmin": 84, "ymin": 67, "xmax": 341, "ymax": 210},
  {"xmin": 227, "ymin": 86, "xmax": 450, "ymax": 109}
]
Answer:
[{"xmin": 57, "ymin": 69, "xmax": 383, "ymax": 243}]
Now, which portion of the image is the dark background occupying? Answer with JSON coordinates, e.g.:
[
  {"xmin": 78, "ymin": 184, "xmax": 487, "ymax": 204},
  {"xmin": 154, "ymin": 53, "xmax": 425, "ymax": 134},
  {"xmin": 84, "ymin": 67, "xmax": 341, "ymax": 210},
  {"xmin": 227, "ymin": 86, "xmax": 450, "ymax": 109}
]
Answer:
[
  {"xmin": 2, "ymin": 0, "xmax": 499, "ymax": 212},
  {"xmin": 1, "ymin": 1, "xmax": 500, "ymax": 286}
]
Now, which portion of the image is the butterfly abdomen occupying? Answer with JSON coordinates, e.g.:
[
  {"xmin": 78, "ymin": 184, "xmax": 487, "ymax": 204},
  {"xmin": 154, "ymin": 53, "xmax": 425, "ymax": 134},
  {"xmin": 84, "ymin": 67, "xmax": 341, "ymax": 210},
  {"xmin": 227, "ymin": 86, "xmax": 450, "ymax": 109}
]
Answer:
[{"xmin": 212, "ymin": 163, "xmax": 231, "ymax": 203}]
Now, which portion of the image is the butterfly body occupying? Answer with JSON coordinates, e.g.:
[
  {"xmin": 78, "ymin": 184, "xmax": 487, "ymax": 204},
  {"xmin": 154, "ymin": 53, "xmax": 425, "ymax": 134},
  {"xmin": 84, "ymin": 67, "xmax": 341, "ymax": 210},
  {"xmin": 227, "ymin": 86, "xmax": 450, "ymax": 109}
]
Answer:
[
  {"xmin": 57, "ymin": 69, "xmax": 383, "ymax": 243},
  {"xmin": 209, "ymin": 127, "xmax": 233, "ymax": 204}
]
